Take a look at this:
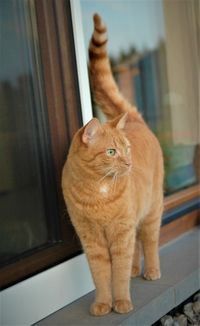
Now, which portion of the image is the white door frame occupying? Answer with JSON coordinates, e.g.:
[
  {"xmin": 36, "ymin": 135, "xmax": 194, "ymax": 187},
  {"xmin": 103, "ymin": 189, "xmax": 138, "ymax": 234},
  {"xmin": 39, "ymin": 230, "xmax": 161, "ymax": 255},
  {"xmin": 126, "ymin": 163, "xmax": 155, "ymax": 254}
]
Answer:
[{"xmin": 0, "ymin": 1, "xmax": 94, "ymax": 325}]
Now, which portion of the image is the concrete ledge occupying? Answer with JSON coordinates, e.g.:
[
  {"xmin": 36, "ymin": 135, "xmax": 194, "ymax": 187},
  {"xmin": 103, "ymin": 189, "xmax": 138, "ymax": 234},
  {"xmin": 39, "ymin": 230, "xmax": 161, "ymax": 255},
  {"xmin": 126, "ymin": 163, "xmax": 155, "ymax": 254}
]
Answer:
[{"xmin": 36, "ymin": 228, "xmax": 200, "ymax": 326}]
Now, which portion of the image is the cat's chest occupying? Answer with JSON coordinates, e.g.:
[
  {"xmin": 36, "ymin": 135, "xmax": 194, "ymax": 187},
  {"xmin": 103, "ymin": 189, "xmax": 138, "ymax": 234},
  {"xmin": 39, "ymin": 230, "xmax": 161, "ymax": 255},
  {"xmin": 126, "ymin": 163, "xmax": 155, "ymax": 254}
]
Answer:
[
  {"xmin": 69, "ymin": 179, "xmax": 129, "ymax": 220},
  {"xmin": 99, "ymin": 183, "xmax": 109, "ymax": 196}
]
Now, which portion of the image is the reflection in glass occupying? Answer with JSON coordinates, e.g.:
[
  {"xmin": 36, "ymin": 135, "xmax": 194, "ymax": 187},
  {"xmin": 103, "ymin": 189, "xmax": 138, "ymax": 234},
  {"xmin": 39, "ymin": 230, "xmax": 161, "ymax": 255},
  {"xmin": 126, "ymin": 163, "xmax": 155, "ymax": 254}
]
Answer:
[
  {"xmin": 0, "ymin": 0, "xmax": 58, "ymax": 266},
  {"xmin": 80, "ymin": 0, "xmax": 199, "ymax": 195}
]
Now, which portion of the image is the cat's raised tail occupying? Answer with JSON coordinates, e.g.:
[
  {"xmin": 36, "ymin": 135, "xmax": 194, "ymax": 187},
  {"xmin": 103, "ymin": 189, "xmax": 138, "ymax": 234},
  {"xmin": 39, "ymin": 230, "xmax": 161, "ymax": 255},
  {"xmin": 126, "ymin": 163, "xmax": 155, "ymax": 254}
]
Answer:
[{"xmin": 89, "ymin": 13, "xmax": 138, "ymax": 120}]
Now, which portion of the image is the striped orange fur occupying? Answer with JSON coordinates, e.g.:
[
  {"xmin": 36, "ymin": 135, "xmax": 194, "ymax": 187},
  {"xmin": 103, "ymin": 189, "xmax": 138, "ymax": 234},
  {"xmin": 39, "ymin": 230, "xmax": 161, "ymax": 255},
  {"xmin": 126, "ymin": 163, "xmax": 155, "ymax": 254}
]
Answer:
[{"xmin": 62, "ymin": 13, "xmax": 164, "ymax": 316}]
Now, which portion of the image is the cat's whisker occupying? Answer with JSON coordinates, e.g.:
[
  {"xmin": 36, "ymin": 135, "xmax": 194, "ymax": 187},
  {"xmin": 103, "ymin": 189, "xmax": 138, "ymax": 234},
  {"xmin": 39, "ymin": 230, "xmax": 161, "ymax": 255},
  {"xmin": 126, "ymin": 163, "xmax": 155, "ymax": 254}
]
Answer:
[
  {"xmin": 98, "ymin": 167, "xmax": 115, "ymax": 184},
  {"xmin": 111, "ymin": 171, "xmax": 118, "ymax": 194}
]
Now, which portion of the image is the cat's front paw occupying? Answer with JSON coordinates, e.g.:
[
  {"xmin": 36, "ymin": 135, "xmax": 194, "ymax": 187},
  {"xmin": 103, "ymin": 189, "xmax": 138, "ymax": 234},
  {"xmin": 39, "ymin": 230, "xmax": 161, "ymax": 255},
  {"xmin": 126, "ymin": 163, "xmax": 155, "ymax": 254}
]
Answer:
[
  {"xmin": 143, "ymin": 268, "xmax": 161, "ymax": 280},
  {"xmin": 113, "ymin": 300, "xmax": 134, "ymax": 314},
  {"xmin": 90, "ymin": 302, "xmax": 111, "ymax": 316}
]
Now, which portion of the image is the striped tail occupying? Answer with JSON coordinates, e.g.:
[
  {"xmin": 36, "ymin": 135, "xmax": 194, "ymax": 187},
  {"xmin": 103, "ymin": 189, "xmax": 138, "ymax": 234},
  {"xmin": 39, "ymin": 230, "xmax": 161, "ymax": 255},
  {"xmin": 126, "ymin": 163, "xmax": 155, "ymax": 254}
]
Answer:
[{"xmin": 89, "ymin": 13, "xmax": 138, "ymax": 120}]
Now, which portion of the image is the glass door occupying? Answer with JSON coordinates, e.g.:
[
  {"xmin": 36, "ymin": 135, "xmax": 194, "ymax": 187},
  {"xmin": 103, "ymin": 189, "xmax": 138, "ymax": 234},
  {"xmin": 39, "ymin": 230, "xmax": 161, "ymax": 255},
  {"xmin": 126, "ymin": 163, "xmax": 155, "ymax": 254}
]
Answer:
[{"xmin": 0, "ymin": 0, "xmax": 82, "ymax": 289}]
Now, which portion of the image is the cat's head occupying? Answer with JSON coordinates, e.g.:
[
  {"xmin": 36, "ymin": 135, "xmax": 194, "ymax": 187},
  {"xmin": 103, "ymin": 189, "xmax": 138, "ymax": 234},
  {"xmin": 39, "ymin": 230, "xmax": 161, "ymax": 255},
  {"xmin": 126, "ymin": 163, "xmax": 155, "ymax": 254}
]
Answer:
[{"xmin": 72, "ymin": 113, "xmax": 132, "ymax": 178}]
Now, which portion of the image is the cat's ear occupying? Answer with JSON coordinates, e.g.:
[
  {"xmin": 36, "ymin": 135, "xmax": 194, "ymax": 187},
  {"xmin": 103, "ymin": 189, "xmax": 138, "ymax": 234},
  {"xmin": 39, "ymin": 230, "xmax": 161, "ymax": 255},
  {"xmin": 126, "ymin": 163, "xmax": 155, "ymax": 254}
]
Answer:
[
  {"xmin": 82, "ymin": 118, "xmax": 103, "ymax": 144},
  {"xmin": 110, "ymin": 113, "xmax": 128, "ymax": 130},
  {"xmin": 116, "ymin": 112, "xmax": 128, "ymax": 129}
]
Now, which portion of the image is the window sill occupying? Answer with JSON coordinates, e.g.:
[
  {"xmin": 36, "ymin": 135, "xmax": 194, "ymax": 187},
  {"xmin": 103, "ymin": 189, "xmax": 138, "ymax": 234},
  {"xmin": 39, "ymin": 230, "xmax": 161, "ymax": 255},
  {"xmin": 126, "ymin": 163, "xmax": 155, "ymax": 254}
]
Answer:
[
  {"xmin": 35, "ymin": 227, "xmax": 200, "ymax": 326},
  {"xmin": 164, "ymin": 184, "xmax": 200, "ymax": 211}
]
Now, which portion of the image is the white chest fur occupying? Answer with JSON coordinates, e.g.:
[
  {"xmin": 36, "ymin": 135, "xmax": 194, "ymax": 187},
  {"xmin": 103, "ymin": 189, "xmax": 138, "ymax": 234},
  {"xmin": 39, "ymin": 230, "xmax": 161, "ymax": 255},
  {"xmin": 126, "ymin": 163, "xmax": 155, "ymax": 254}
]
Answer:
[{"xmin": 99, "ymin": 184, "xmax": 109, "ymax": 195}]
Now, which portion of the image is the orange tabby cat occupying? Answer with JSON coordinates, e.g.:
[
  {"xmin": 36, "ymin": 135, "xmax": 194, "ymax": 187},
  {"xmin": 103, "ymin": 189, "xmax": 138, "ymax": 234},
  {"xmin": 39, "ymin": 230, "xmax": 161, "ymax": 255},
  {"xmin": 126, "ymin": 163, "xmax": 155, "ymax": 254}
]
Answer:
[{"xmin": 62, "ymin": 14, "xmax": 164, "ymax": 316}]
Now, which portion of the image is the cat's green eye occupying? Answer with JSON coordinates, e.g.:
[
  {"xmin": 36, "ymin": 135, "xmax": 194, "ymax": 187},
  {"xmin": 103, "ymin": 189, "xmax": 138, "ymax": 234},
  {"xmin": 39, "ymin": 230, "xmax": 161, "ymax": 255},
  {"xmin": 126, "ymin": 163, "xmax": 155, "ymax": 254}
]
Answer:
[{"xmin": 106, "ymin": 148, "xmax": 116, "ymax": 156}]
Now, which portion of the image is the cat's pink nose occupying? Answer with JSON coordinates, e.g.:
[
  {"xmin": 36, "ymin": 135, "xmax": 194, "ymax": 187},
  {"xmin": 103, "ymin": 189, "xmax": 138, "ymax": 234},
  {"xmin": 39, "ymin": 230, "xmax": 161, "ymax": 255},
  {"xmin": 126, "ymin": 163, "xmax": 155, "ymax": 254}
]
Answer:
[{"xmin": 125, "ymin": 161, "xmax": 132, "ymax": 167}]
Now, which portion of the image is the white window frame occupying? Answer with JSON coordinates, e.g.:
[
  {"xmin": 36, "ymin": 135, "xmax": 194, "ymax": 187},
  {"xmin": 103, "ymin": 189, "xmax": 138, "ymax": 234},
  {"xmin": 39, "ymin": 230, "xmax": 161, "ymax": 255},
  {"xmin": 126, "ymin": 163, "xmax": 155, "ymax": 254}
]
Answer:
[{"xmin": 0, "ymin": 1, "xmax": 94, "ymax": 325}]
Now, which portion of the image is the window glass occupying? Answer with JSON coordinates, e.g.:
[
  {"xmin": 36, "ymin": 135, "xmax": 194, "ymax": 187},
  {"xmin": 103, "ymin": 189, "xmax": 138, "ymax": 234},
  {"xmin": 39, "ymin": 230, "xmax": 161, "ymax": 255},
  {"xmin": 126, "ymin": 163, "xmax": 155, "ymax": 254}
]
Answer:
[
  {"xmin": 0, "ymin": 0, "xmax": 59, "ymax": 267},
  {"xmin": 80, "ymin": 0, "xmax": 199, "ymax": 195}
]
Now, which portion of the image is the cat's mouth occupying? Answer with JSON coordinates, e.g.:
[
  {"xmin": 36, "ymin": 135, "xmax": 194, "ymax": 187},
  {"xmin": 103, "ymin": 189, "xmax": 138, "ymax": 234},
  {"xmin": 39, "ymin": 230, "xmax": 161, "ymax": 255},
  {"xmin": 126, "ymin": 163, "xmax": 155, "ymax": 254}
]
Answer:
[
  {"xmin": 99, "ymin": 163, "xmax": 132, "ymax": 181},
  {"xmin": 113, "ymin": 164, "xmax": 132, "ymax": 177},
  {"xmin": 120, "ymin": 164, "xmax": 132, "ymax": 176}
]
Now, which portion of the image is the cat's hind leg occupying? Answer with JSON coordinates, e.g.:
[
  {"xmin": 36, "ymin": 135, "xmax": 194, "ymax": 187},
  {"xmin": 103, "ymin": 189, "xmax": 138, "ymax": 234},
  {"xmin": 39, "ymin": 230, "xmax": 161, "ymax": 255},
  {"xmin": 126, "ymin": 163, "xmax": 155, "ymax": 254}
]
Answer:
[
  {"xmin": 131, "ymin": 235, "xmax": 142, "ymax": 278},
  {"xmin": 140, "ymin": 206, "xmax": 162, "ymax": 280}
]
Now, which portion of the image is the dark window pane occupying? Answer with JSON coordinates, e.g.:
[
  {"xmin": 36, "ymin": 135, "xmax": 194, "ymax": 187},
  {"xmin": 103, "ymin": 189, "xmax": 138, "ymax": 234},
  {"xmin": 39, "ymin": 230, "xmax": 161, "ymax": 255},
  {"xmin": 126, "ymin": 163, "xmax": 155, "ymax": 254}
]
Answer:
[{"xmin": 0, "ymin": 0, "xmax": 59, "ymax": 266}]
